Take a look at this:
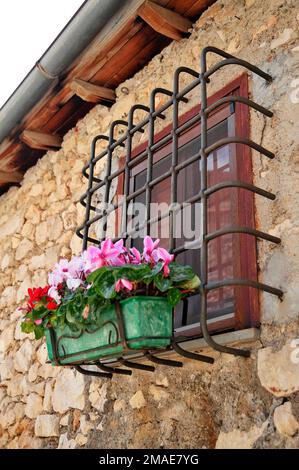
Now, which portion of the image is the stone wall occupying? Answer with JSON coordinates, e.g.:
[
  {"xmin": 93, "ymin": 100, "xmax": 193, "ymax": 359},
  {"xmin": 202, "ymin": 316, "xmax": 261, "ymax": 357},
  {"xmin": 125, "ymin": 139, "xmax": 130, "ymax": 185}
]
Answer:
[{"xmin": 0, "ymin": 0, "xmax": 299, "ymax": 449}]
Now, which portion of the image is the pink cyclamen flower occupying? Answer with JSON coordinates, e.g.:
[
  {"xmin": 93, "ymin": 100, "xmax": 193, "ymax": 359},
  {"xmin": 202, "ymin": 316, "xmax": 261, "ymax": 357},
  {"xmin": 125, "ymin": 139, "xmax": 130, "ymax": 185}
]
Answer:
[
  {"xmin": 156, "ymin": 247, "xmax": 174, "ymax": 276},
  {"xmin": 143, "ymin": 236, "xmax": 160, "ymax": 263},
  {"xmin": 109, "ymin": 239, "xmax": 127, "ymax": 266},
  {"xmin": 114, "ymin": 239, "xmax": 125, "ymax": 253},
  {"xmin": 129, "ymin": 247, "xmax": 142, "ymax": 264},
  {"xmin": 34, "ymin": 319, "xmax": 42, "ymax": 325},
  {"xmin": 83, "ymin": 239, "xmax": 124, "ymax": 273},
  {"xmin": 82, "ymin": 246, "xmax": 101, "ymax": 274},
  {"xmin": 100, "ymin": 239, "xmax": 123, "ymax": 260},
  {"xmin": 115, "ymin": 278, "xmax": 133, "ymax": 292}
]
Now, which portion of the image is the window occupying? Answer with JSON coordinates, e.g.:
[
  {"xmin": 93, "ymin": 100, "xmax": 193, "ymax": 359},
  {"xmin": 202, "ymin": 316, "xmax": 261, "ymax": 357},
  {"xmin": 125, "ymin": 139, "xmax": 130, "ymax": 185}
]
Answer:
[
  {"xmin": 78, "ymin": 47, "xmax": 283, "ymax": 364},
  {"xmin": 115, "ymin": 74, "xmax": 259, "ymax": 339}
]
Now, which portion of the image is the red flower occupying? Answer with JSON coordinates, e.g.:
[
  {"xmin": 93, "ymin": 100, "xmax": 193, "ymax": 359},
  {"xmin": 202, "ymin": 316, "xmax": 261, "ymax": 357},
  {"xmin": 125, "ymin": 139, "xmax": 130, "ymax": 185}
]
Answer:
[
  {"xmin": 46, "ymin": 301, "xmax": 58, "ymax": 310},
  {"xmin": 26, "ymin": 286, "xmax": 51, "ymax": 310}
]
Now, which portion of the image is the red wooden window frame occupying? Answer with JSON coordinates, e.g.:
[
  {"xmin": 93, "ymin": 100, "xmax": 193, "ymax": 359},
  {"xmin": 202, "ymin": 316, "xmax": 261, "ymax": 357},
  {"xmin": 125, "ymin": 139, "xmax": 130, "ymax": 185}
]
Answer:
[{"xmin": 116, "ymin": 73, "xmax": 259, "ymax": 336}]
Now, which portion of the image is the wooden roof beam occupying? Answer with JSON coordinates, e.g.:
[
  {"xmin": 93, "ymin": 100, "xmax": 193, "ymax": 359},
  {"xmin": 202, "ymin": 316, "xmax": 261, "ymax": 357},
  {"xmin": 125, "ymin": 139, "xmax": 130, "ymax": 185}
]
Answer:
[
  {"xmin": 0, "ymin": 170, "xmax": 23, "ymax": 184},
  {"xmin": 71, "ymin": 79, "xmax": 116, "ymax": 104},
  {"xmin": 20, "ymin": 130, "xmax": 62, "ymax": 150},
  {"xmin": 138, "ymin": 1, "xmax": 192, "ymax": 41}
]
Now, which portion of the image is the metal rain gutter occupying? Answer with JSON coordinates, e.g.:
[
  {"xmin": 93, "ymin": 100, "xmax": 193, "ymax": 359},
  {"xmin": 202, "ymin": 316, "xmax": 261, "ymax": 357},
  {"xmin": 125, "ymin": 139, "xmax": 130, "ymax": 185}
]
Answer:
[{"xmin": 0, "ymin": 0, "xmax": 132, "ymax": 145}]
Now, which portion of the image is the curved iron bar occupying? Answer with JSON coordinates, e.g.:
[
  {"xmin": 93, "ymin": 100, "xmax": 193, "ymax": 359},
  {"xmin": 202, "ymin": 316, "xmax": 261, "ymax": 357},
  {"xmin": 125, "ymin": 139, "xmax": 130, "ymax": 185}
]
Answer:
[
  {"xmin": 145, "ymin": 352, "xmax": 183, "ymax": 368},
  {"xmin": 205, "ymin": 226, "xmax": 281, "ymax": 245},
  {"xmin": 174, "ymin": 66, "xmax": 201, "ymax": 99},
  {"xmin": 199, "ymin": 278, "xmax": 283, "ymax": 357},
  {"xmin": 79, "ymin": 198, "xmax": 101, "ymax": 212},
  {"xmin": 205, "ymin": 58, "xmax": 273, "ymax": 81},
  {"xmin": 81, "ymin": 135, "xmax": 106, "ymax": 249},
  {"xmin": 204, "ymin": 95, "xmax": 273, "ymax": 118},
  {"xmin": 128, "ymin": 104, "xmax": 166, "ymax": 134},
  {"xmin": 82, "ymin": 121, "xmax": 142, "ymax": 191},
  {"xmin": 82, "ymin": 137, "xmax": 122, "ymax": 176},
  {"xmin": 55, "ymin": 329, "xmax": 84, "ymax": 362},
  {"xmin": 85, "ymin": 320, "xmax": 119, "ymax": 339},
  {"xmin": 198, "ymin": 46, "xmax": 274, "ymax": 358},
  {"xmin": 204, "ymin": 180, "xmax": 276, "ymax": 200},
  {"xmin": 199, "ymin": 311, "xmax": 250, "ymax": 358},
  {"xmin": 175, "ymin": 66, "xmax": 200, "ymax": 79},
  {"xmin": 82, "ymin": 135, "xmax": 110, "ymax": 179},
  {"xmin": 96, "ymin": 362, "xmax": 132, "ymax": 375},
  {"xmin": 75, "ymin": 365, "xmax": 112, "ymax": 379},
  {"xmin": 83, "ymin": 120, "xmax": 128, "ymax": 177},
  {"xmin": 201, "ymin": 46, "xmax": 272, "ymax": 82},
  {"xmin": 206, "ymin": 278, "xmax": 283, "ymax": 299},
  {"xmin": 119, "ymin": 359, "xmax": 155, "ymax": 372},
  {"xmin": 75, "ymin": 228, "xmax": 97, "ymax": 243},
  {"xmin": 172, "ymin": 341, "xmax": 214, "ymax": 364},
  {"xmin": 205, "ymin": 136, "xmax": 275, "ymax": 159}
]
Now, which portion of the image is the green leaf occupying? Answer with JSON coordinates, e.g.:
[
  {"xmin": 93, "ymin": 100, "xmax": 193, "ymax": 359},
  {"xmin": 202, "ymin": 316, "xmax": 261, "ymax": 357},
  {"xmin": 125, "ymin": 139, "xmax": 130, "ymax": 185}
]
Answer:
[
  {"xmin": 167, "ymin": 288, "xmax": 182, "ymax": 307},
  {"xmin": 169, "ymin": 262, "xmax": 195, "ymax": 283},
  {"xmin": 31, "ymin": 307, "xmax": 47, "ymax": 321},
  {"xmin": 34, "ymin": 326, "xmax": 44, "ymax": 340},
  {"xmin": 21, "ymin": 321, "xmax": 34, "ymax": 334},
  {"xmin": 86, "ymin": 266, "xmax": 109, "ymax": 283},
  {"xmin": 89, "ymin": 296, "xmax": 108, "ymax": 311},
  {"xmin": 62, "ymin": 290, "xmax": 77, "ymax": 302},
  {"xmin": 114, "ymin": 264, "xmax": 151, "ymax": 281},
  {"xmin": 57, "ymin": 315, "xmax": 66, "ymax": 329},
  {"xmin": 73, "ymin": 292, "xmax": 85, "ymax": 310},
  {"xmin": 154, "ymin": 273, "xmax": 172, "ymax": 292},
  {"xmin": 86, "ymin": 285, "xmax": 97, "ymax": 298},
  {"xmin": 56, "ymin": 305, "xmax": 65, "ymax": 317},
  {"xmin": 142, "ymin": 262, "xmax": 163, "ymax": 284},
  {"xmin": 95, "ymin": 271, "xmax": 116, "ymax": 299},
  {"xmin": 66, "ymin": 308, "xmax": 77, "ymax": 324},
  {"xmin": 177, "ymin": 274, "xmax": 201, "ymax": 291},
  {"xmin": 50, "ymin": 319, "xmax": 58, "ymax": 328},
  {"xmin": 50, "ymin": 315, "xmax": 58, "ymax": 327}
]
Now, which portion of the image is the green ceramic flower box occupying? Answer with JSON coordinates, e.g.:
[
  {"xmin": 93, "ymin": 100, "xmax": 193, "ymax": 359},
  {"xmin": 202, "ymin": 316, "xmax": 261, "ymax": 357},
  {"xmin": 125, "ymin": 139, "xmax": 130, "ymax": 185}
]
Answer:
[{"xmin": 45, "ymin": 296, "xmax": 172, "ymax": 365}]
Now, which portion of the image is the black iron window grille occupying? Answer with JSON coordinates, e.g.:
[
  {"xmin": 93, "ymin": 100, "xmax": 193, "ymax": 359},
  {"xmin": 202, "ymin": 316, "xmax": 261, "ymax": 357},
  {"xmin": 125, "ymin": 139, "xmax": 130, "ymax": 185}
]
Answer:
[{"xmin": 74, "ymin": 46, "xmax": 283, "ymax": 378}]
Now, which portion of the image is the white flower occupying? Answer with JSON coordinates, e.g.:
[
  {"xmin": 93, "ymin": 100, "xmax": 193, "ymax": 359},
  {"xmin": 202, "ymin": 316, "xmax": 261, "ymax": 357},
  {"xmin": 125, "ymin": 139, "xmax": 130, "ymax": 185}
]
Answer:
[
  {"xmin": 66, "ymin": 278, "xmax": 82, "ymax": 291},
  {"xmin": 48, "ymin": 256, "xmax": 85, "ymax": 287},
  {"xmin": 48, "ymin": 286, "xmax": 61, "ymax": 304}
]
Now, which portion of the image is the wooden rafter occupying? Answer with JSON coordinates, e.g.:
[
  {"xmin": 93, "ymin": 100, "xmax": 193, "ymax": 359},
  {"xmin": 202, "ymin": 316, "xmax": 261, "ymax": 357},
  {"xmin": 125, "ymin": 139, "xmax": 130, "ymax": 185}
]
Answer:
[
  {"xmin": 20, "ymin": 130, "xmax": 62, "ymax": 150},
  {"xmin": 0, "ymin": 170, "xmax": 23, "ymax": 184},
  {"xmin": 138, "ymin": 1, "xmax": 192, "ymax": 41},
  {"xmin": 71, "ymin": 79, "xmax": 116, "ymax": 104}
]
